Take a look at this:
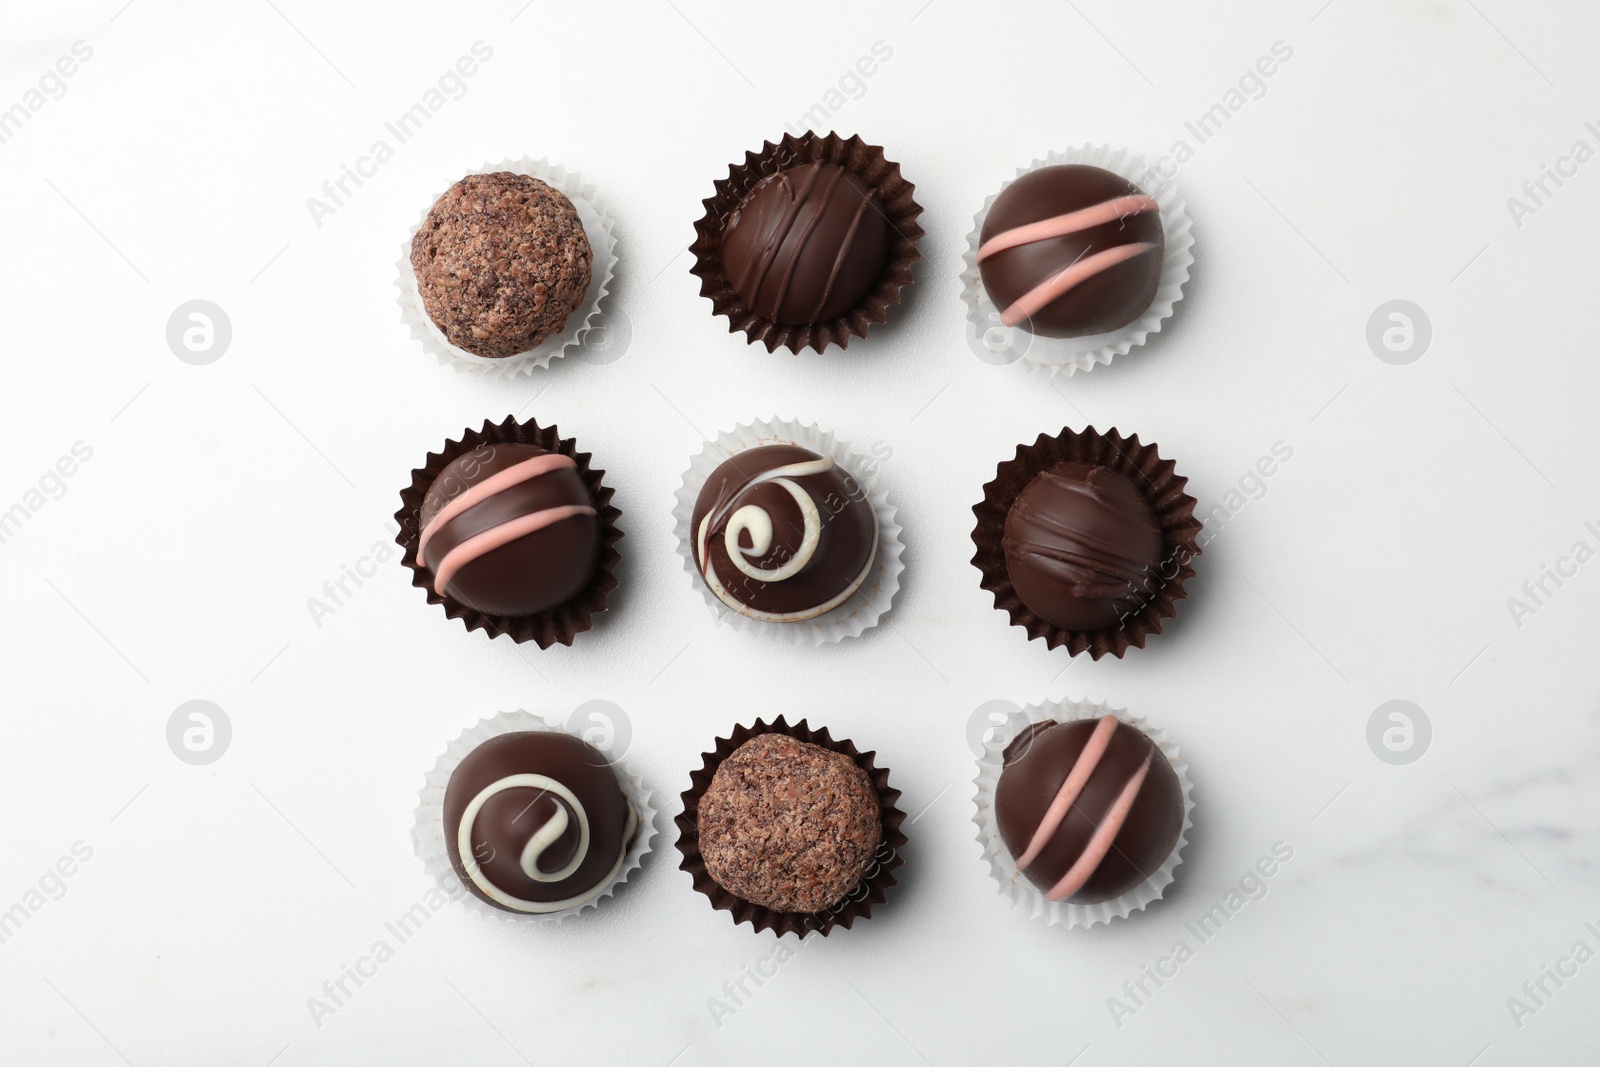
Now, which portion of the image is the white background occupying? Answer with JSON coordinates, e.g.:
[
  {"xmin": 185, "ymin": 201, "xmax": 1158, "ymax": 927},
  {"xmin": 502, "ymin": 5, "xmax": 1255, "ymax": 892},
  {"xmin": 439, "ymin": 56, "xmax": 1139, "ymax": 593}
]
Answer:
[{"xmin": 2, "ymin": 1, "xmax": 1597, "ymax": 1064}]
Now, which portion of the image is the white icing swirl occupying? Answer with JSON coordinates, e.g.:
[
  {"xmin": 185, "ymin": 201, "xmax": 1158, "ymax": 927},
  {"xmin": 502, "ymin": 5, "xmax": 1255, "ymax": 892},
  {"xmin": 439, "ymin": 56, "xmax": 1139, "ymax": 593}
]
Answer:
[
  {"xmin": 458, "ymin": 774, "xmax": 634, "ymax": 914},
  {"xmin": 695, "ymin": 455, "xmax": 880, "ymax": 623},
  {"xmin": 698, "ymin": 457, "xmax": 834, "ymax": 581}
]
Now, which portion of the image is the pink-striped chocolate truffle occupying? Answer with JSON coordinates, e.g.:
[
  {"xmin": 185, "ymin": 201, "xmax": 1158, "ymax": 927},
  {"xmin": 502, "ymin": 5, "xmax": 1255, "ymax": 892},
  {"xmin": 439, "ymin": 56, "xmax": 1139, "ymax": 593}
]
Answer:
[
  {"xmin": 978, "ymin": 165, "xmax": 1164, "ymax": 338},
  {"xmin": 994, "ymin": 716, "xmax": 1182, "ymax": 905},
  {"xmin": 416, "ymin": 443, "xmax": 599, "ymax": 617}
]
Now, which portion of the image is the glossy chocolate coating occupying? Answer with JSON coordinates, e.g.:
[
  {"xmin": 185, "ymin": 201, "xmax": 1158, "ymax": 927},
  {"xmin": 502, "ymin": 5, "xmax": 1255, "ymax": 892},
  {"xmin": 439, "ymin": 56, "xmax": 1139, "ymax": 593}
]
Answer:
[
  {"xmin": 979, "ymin": 164, "xmax": 1163, "ymax": 338},
  {"xmin": 691, "ymin": 445, "xmax": 876, "ymax": 621},
  {"xmin": 995, "ymin": 718, "xmax": 1182, "ymax": 905},
  {"xmin": 722, "ymin": 163, "xmax": 890, "ymax": 325},
  {"xmin": 443, "ymin": 731, "xmax": 634, "ymax": 912},
  {"xmin": 1002, "ymin": 461, "xmax": 1164, "ymax": 631},
  {"xmin": 418, "ymin": 443, "xmax": 599, "ymax": 617}
]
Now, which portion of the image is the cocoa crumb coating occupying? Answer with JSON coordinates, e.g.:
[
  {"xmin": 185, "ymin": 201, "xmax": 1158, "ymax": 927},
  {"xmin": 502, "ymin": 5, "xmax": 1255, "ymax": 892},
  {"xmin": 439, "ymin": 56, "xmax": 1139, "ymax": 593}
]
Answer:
[
  {"xmin": 697, "ymin": 733, "xmax": 882, "ymax": 913},
  {"xmin": 411, "ymin": 172, "xmax": 592, "ymax": 358}
]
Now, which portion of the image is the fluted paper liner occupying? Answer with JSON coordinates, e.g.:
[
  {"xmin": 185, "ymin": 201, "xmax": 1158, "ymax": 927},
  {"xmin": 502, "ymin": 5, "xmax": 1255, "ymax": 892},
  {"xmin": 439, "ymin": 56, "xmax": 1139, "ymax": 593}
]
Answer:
[
  {"xmin": 413, "ymin": 710, "xmax": 657, "ymax": 924},
  {"xmin": 690, "ymin": 131, "xmax": 923, "ymax": 353},
  {"xmin": 971, "ymin": 425, "xmax": 1200, "ymax": 659},
  {"xmin": 672, "ymin": 417, "xmax": 904, "ymax": 645},
  {"xmin": 960, "ymin": 144, "xmax": 1194, "ymax": 376},
  {"xmin": 973, "ymin": 698, "xmax": 1193, "ymax": 929},
  {"xmin": 394, "ymin": 415, "xmax": 623, "ymax": 646},
  {"xmin": 396, "ymin": 157, "xmax": 619, "ymax": 378},
  {"xmin": 676, "ymin": 717, "xmax": 905, "ymax": 938}
]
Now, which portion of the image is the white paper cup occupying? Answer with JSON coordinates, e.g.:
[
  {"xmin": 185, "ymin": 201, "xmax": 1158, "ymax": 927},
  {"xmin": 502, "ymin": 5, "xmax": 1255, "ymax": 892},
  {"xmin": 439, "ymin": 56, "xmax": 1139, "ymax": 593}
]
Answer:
[
  {"xmin": 396, "ymin": 157, "xmax": 619, "ymax": 378},
  {"xmin": 959, "ymin": 144, "xmax": 1194, "ymax": 376},
  {"xmin": 671, "ymin": 417, "xmax": 904, "ymax": 646},
  {"xmin": 412, "ymin": 710, "xmax": 657, "ymax": 923},
  {"xmin": 972, "ymin": 696, "xmax": 1194, "ymax": 928}
]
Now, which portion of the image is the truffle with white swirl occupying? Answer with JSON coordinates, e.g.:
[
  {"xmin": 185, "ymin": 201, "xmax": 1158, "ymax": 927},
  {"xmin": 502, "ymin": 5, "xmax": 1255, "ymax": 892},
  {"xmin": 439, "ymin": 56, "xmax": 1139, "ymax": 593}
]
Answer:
[
  {"xmin": 690, "ymin": 444, "xmax": 878, "ymax": 622},
  {"xmin": 442, "ymin": 731, "xmax": 637, "ymax": 914}
]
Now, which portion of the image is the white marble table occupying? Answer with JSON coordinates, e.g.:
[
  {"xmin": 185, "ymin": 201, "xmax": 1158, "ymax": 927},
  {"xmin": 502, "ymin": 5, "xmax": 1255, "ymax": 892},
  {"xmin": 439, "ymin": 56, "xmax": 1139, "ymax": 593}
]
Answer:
[{"xmin": 0, "ymin": 1, "xmax": 1594, "ymax": 1063}]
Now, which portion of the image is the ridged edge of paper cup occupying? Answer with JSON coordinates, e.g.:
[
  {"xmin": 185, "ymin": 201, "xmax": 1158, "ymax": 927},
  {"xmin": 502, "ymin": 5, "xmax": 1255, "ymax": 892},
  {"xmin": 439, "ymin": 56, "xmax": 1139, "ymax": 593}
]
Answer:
[
  {"xmin": 959, "ymin": 144, "xmax": 1193, "ymax": 376},
  {"xmin": 972, "ymin": 697, "xmax": 1193, "ymax": 929},
  {"xmin": 412, "ymin": 710, "xmax": 658, "ymax": 924},
  {"xmin": 396, "ymin": 157, "xmax": 619, "ymax": 378},
  {"xmin": 671, "ymin": 417, "xmax": 902, "ymax": 645}
]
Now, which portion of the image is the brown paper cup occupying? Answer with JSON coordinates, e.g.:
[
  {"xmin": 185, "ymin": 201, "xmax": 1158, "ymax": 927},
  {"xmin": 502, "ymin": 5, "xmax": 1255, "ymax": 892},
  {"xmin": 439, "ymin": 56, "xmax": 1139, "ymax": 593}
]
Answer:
[
  {"xmin": 675, "ymin": 717, "xmax": 906, "ymax": 937},
  {"xmin": 394, "ymin": 416, "xmax": 623, "ymax": 646},
  {"xmin": 971, "ymin": 426, "xmax": 1201, "ymax": 658},
  {"xmin": 689, "ymin": 131, "xmax": 923, "ymax": 353}
]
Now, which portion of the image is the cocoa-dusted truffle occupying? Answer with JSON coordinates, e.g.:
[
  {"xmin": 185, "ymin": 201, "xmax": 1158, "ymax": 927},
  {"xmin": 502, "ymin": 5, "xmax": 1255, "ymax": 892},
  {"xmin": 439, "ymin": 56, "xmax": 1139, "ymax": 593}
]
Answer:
[
  {"xmin": 411, "ymin": 172, "xmax": 592, "ymax": 358},
  {"xmin": 697, "ymin": 733, "xmax": 881, "ymax": 913}
]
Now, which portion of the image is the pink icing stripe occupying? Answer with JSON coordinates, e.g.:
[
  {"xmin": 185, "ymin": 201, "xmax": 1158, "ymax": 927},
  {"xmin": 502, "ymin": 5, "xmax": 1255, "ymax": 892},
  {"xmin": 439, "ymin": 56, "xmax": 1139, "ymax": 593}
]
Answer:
[
  {"xmin": 1016, "ymin": 715, "xmax": 1119, "ymax": 873},
  {"xmin": 431, "ymin": 505, "xmax": 596, "ymax": 595},
  {"xmin": 1046, "ymin": 752, "xmax": 1153, "ymax": 902},
  {"xmin": 418, "ymin": 454, "xmax": 578, "ymax": 558},
  {"xmin": 977, "ymin": 195, "xmax": 1158, "ymax": 261},
  {"xmin": 999, "ymin": 241, "xmax": 1158, "ymax": 327}
]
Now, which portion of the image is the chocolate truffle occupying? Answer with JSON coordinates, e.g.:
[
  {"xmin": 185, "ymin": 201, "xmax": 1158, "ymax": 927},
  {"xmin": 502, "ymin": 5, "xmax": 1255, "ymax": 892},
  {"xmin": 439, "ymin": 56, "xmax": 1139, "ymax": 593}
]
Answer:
[
  {"xmin": 417, "ymin": 442, "xmax": 600, "ymax": 617},
  {"xmin": 691, "ymin": 445, "xmax": 877, "ymax": 622},
  {"xmin": 444, "ymin": 731, "xmax": 637, "ymax": 914},
  {"xmin": 1002, "ymin": 461, "xmax": 1164, "ymax": 631},
  {"xmin": 697, "ymin": 733, "xmax": 881, "ymax": 913},
  {"xmin": 411, "ymin": 172, "xmax": 592, "ymax": 358},
  {"xmin": 995, "ymin": 716, "xmax": 1182, "ymax": 905},
  {"xmin": 978, "ymin": 165, "xmax": 1163, "ymax": 338},
  {"xmin": 721, "ymin": 162, "xmax": 890, "ymax": 326}
]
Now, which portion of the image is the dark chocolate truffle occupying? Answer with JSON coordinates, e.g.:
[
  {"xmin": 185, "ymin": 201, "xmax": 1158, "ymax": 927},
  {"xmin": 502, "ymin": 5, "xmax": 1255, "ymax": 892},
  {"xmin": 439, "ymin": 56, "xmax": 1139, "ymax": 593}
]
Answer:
[
  {"xmin": 417, "ymin": 442, "xmax": 600, "ymax": 617},
  {"xmin": 411, "ymin": 172, "xmax": 592, "ymax": 358},
  {"xmin": 697, "ymin": 733, "xmax": 881, "ymax": 913},
  {"xmin": 691, "ymin": 445, "xmax": 877, "ymax": 622},
  {"xmin": 444, "ymin": 731, "xmax": 636, "ymax": 914},
  {"xmin": 1002, "ymin": 461, "xmax": 1164, "ymax": 631},
  {"xmin": 995, "ymin": 716, "xmax": 1182, "ymax": 905},
  {"xmin": 721, "ymin": 162, "xmax": 890, "ymax": 326},
  {"xmin": 978, "ymin": 165, "xmax": 1163, "ymax": 338}
]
